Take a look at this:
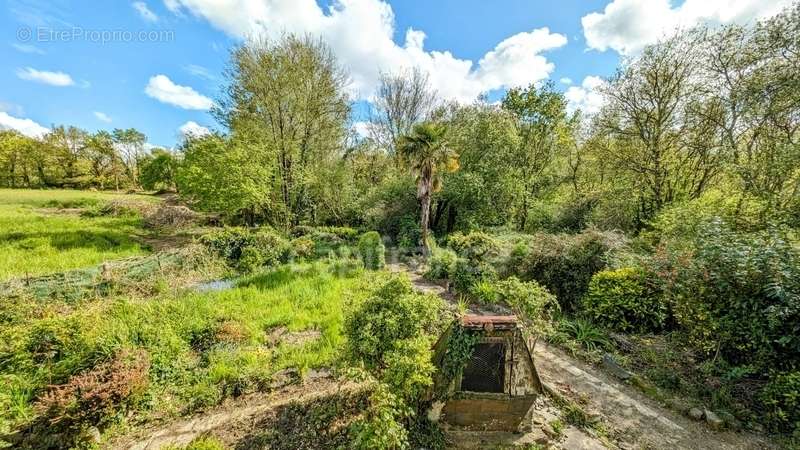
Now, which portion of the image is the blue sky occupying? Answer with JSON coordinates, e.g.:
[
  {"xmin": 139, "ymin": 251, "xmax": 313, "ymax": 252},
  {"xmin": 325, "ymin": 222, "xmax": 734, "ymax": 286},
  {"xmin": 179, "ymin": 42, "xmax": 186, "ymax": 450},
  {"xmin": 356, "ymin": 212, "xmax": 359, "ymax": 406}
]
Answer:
[{"xmin": 0, "ymin": 0, "xmax": 791, "ymax": 147}]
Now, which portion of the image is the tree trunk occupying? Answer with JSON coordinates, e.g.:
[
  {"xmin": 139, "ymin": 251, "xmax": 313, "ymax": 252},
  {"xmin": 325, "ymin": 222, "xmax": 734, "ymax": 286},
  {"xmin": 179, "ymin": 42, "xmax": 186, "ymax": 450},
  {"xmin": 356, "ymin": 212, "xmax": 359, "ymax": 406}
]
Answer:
[{"xmin": 420, "ymin": 188, "xmax": 432, "ymax": 256}]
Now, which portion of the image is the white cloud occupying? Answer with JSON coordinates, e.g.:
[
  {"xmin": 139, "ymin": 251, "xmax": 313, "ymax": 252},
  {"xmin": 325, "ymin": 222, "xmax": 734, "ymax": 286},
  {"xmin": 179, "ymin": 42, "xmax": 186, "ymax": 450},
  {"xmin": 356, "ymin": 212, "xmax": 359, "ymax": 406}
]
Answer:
[
  {"xmin": 163, "ymin": 0, "xmax": 567, "ymax": 102},
  {"xmin": 145, "ymin": 75, "xmax": 214, "ymax": 110},
  {"xmin": 133, "ymin": 1, "xmax": 158, "ymax": 22},
  {"xmin": 178, "ymin": 121, "xmax": 211, "ymax": 138},
  {"xmin": 185, "ymin": 64, "xmax": 215, "ymax": 80},
  {"xmin": 0, "ymin": 112, "xmax": 49, "ymax": 138},
  {"xmin": 565, "ymin": 76, "xmax": 605, "ymax": 115},
  {"xmin": 16, "ymin": 67, "xmax": 74, "ymax": 87},
  {"xmin": 560, "ymin": 77, "xmax": 572, "ymax": 85},
  {"xmin": 12, "ymin": 43, "xmax": 45, "ymax": 55},
  {"xmin": 582, "ymin": 0, "xmax": 794, "ymax": 55},
  {"xmin": 94, "ymin": 111, "xmax": 113, "ymax": 123}
]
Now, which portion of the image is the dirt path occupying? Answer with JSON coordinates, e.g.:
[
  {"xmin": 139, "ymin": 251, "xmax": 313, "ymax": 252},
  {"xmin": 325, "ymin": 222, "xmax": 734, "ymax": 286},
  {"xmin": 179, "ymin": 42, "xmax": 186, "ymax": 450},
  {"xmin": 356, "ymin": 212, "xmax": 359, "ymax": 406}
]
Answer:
[
  {"xmin": 393, "ymin": 263, "xmax": 776, "ymax": 450},
  {"xmin": 112, "ymin": 378, "xmax": 359, "ymax": 450}
]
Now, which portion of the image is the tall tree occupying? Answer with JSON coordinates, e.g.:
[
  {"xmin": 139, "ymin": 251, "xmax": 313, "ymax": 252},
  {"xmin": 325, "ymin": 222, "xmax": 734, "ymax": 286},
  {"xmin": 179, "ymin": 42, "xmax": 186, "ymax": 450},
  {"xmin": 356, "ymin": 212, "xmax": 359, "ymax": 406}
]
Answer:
[
  {"xmin": 502, "ymin": 82, "xmax": 574, "ymax": 231},
  {"xmin": 397, "ymin": 122, "xmax": 459, "ymax": 253},
  {"xmin": 112, "ymin": 128, "xmax": 147, "ymax": 187},
  {"xmin": 368, "ymin": 67, "xmax": 438, "ymax": 154},
  {"xmin": 216, "ymin": 34, "xmax": 351, "ymax": 228}
]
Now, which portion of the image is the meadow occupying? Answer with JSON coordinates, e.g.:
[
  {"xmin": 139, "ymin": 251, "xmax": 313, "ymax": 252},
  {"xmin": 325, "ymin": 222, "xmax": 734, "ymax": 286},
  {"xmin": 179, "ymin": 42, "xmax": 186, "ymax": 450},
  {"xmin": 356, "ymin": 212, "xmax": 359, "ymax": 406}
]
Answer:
[{"xmin": 0, "ymin": 190, "xmax": 156, "ymax": 281}]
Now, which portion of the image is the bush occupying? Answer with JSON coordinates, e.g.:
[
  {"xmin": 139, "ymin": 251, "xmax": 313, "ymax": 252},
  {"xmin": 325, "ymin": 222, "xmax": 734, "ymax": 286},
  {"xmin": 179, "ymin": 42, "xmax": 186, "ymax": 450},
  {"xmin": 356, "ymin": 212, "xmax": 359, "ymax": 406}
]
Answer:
[
  {"xmin": 396, "ymin": 215, "xmax": 421, "ymax": 250},
  {"xmin": 508, "ymin": 229, "xmax": 625, "ymax": 311},
  {"xmin": 344, "ymin": 276, "xmax": 442, "ymax": 371},
  {"xmin": 492, "ymin": 277, "xmax": 558, "ymax": 328},
  {"xmin": 424, "ymin": 247, "xmax": 457, "ymax": 280},
  {"xmin": 290, "ymin": 236, "xmax": 315, "ymax": 260},
  {"xmin": 452, "ymin": 258, "xmax": 497, "ymax": 293},
  {"xmin": 200, "ymin": 227, "xmax": 290, "ymax": 272},
  {"xmin": 655, "ymin": 220, "xmax": 800, "ymax": 371},
  {"xmin": 28, "ymin": 348, "xmax": 150, "ymax": 444},
  {"xmin": 357, "ymin": 231, "xmax": 385, "ymax": 270},
  {"xmin": 582, "ymin": 267, "xmax": 666, "ymax": 333},
  {"xmin": 292, "ymin": 225, "xmax": 359, "ymax": 242},
  {"xmin": 446, "ymin": 231, "xmax": 499, "ymax": 261},
  {"xmin": 762, "ymin": 371, "xmax": 800, "ymax": 435}
]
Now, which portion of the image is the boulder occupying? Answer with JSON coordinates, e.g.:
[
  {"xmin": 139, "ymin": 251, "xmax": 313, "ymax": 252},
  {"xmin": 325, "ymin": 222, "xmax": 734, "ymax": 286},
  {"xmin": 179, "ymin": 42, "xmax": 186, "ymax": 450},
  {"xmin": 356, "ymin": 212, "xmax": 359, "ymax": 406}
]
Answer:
[{"xmin": 704, "ymin": 409, "xmax": 724, "ymax": 430}]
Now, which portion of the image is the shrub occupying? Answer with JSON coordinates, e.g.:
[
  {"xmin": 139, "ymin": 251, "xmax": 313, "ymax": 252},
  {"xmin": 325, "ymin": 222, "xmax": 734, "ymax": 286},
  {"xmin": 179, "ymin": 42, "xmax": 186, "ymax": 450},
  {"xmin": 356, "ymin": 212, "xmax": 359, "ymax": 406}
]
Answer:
[
  {"xmin": 452, "ymin": 258, "xmax": 497, "ymax": 293},
  {"xmin": 292, "ymin": 225, "xmax": 359, "ymax": 242},
  {"xmin": 200, "ymin": 227, "xmax": 290, "ymax": 272},
  {"xmin": 344, "ymin": 276, "xmax": 442, "ymax": 371},
  {"xmin": 396, "ymin": 215, "xmax": 422, "ymax": 250},
  {"xmin": 165, "ymin": 435, "xmax": 227, "ymax": 450},
  {"xmin": 446, "ymin": 231, "xmax": 499, "ymax": 261},
  {"xmin": 424, "ymin": 247, "xmax": 457, "ymax": 280},
  {"xmin": 762, "ymin": 371, "xmax": 800, "ymax": 435},
  {"xmin": 34, "ymin": 348, "xmax": 150, "ymax": 431},
  {"xmin": 552, "ymin": 319, "xmax": 610, "ymax": 352},
  {"xmin": 508, "ymin": 229, "xmax": 625, "ymax": 311},
  {"xmin": 357, "ymin": 231, "xmax": 385, "ymax": 270},
  {"xmin": 199, "ymin": 227, "xmax": 253, "ymax": 262},
  {"xmin": 654, "ymin": 220, "xmax": 800, "ymax": 370},
  {"xmin": 290, "ymin": 236, "xmax": 315, "ymax": 260},
  {"xmin": 582, "ymin": 267, "xmax": 666, "ymax": 333},
  {"xmin": 492, "ymin": 277, "xmax": 559, "ymax": 327}
]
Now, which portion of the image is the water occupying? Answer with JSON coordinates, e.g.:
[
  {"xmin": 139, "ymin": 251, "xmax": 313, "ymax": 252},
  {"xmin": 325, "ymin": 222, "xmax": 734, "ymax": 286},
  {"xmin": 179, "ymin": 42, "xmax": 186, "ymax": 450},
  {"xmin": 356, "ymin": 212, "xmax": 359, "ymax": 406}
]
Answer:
[{"xmin": 193, "ymin": 279, "xmax": 235, "ymax": 292}]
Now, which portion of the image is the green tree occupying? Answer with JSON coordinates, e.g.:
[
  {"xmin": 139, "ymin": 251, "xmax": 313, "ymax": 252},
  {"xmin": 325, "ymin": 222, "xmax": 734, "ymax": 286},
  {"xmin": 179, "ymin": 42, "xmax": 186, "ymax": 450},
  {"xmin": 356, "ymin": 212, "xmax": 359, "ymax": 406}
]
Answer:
[
  {"xmin": 397, "ymin": 122, "xmax": 459, "ymax": 254},
  {"xmin": 216, "ymin": 34, "xmax": 351, "ymax": 228},
  {"xmin": 139, "ymin": 148, "xmax": 178, "ymax": 191},
  {"xmin": 502, "ymin": 82, "xmax": 574, "ymax": 231},
  {"xmin": 112, "ymin": 128, "xmax": 147, "ymax": 187}
]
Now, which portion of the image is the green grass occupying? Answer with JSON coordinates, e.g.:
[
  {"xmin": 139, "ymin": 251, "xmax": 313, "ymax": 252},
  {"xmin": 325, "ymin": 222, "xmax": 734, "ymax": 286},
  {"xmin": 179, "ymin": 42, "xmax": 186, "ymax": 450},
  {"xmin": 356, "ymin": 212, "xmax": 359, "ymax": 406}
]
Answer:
[
  {"xmin": 0, "ymin": 189, "xmax": 158, "ymax": 280},
  {"xmin": 0, "ymin": 262, "xmax": 377, "ymax": 442}
]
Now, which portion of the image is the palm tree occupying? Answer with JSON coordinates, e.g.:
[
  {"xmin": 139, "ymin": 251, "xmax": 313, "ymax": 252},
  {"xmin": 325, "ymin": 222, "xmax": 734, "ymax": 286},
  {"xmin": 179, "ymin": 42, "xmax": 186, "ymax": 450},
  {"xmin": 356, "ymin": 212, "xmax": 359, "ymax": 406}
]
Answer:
[{"xmin": 397, "ymin": 122, "xmax": 459, "ymax": 255}]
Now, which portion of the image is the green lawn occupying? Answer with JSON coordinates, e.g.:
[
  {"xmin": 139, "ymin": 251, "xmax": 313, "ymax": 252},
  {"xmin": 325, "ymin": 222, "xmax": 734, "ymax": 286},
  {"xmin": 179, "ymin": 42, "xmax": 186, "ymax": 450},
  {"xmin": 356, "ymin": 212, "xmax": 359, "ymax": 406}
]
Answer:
[
  {"xmin": 0, "ymin": 262, "xmax": 377, "ymax": 443},
  {"xmin": 0, "ymin": 189, "xmax": 158, "ymax": 281}
]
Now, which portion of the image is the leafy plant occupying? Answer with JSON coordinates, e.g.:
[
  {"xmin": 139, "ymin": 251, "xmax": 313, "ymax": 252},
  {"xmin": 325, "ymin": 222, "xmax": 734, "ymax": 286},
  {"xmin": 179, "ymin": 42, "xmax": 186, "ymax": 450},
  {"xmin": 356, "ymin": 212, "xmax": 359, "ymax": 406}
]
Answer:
[
  {"xmin": 357, "ymin": 231, "xmax": 386, "ymax": 270},
  {"xmin": 582, "ymin": 267, "xmax": 666, "ymax": 333}
]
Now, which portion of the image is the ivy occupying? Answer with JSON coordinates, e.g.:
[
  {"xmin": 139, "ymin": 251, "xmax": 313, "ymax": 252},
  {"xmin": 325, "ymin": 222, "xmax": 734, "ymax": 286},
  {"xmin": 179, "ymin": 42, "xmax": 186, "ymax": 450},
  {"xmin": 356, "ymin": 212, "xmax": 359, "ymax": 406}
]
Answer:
[{"xmin": 436, "ymin": 325, "xmax": 478, "ymax": 399}]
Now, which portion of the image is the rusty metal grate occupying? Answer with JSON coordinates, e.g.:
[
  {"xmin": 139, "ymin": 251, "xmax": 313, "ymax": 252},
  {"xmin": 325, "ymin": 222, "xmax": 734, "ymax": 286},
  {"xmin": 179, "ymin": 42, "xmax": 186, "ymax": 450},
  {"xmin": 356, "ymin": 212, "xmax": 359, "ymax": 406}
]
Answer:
[{"xmin": 461, "ymin": 342, "xmax": 505, "ymax": 393}]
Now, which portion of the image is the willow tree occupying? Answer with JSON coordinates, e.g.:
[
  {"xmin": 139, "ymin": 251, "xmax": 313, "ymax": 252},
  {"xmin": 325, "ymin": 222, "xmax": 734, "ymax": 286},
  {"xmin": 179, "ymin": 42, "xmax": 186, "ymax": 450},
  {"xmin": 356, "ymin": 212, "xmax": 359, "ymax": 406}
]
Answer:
[
  {"xmin": 216, "ymin": 34, "xmax": 351, "ymax": 228},
  {"xmin": 397, "ymin": 122, "xmax": 459, "ymax": 254}
]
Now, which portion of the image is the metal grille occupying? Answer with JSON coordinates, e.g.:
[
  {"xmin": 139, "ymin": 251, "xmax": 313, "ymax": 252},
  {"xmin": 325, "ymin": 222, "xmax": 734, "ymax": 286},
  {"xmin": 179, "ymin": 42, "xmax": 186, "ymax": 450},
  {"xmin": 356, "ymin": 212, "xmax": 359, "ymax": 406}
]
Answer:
[{"xmin": 461, "ymin": 343, "xmax": 505, "ymax": 393}]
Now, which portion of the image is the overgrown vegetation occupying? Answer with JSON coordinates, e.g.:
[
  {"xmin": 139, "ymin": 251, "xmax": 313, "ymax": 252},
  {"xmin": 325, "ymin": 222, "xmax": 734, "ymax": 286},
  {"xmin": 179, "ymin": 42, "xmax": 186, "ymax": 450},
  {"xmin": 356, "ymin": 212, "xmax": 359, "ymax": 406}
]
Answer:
[{"xmin": 1, "ymin": 2, "xmax": 800, "ymax": 445}]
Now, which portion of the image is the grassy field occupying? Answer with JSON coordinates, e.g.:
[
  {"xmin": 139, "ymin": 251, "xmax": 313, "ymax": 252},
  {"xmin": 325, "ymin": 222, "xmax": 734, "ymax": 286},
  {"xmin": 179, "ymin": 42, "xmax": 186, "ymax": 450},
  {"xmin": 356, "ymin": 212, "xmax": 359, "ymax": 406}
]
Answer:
[
  {"xmin": 0, "ymin": 189, "xmax": 158, "ymax": 281},
  {"xmin": 0, "ymin": 261, "xmax": 377, "ymax": 445}
]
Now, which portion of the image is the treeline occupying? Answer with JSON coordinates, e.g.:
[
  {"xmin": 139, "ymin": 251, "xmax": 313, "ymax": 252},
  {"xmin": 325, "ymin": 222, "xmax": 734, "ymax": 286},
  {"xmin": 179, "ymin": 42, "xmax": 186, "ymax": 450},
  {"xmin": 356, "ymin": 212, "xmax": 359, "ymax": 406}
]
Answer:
[
  {"xmin": 174, "ymin": 5, "xmax": 797, "ymax": 236},
  {"xmin": 0, "ymin": 126, "xmax": 177, "ymax": 191},
  {"xmin": 1, "ymin": 5, "xmax": 797, "ymax": 238}
]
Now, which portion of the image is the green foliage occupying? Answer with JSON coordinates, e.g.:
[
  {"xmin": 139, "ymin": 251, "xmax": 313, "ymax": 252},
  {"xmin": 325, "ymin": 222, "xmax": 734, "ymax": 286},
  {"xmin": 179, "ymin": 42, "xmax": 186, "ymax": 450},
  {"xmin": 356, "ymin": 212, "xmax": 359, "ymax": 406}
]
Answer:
[
  {"xmin": 655, "ymin": 220, "xmax": 800, "ymax": 370},
  {"xmin": 446, "ymin": 231, "xmax": 499, "ymax": 260},
  {"xmin": 582, "ymin": 267, "xmax": 666, "ymax": 333},
  {"xmin": 551, "ymin": 319, "xmax": 610, "ymax": 353},
  {"xmin": 424, "ymin": 246, "xmax": 456, "ymax": 280},
  {"xmin": 762, "ymin": 371, "xmax": 800, "ymax": 435},
  {"xmin": 290, "ymin": 236, "xmax": 315, "ymax": 260},
  {"xmin": 344, "ymin": 276, "xmax": 441, "ymax": 372},
  {"xmin": 452, "ymin": 257, "xmax": 497, "ymax": 293},
  {"xmin": 200, "ymin": 227, "xmax": 290, "ymax": 273},
  {"xmin": 139, "ymin": 149, "xmax": 178, "ymax": 191},
  {"xmin": 164, "ymin": 435, "xmax": 227, "ymax": 450},
  {"xmin": 344, "ymin": 276, "xmax": 445, "ymax": 448},
  {"xmin": 492, "ymin": 277, "xmax": 559, "ymax": 327},
  {"xmin": 396, "ymin": 215, "xmax": 421, "ymax": 250},
  {"xmin": 508, "ymin": 229, "xmax": 625, "ymax": 311},
  {"xmin": 357, "ymin": 231, "xmax": 386, "ymax": 270},
  {"xmin": 349, "ymin": 385, "xmax": 410, "ymax": 450},
  {"xmin": 437, "ymin": 326, "xmax": 478, "ymax": 398}
]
